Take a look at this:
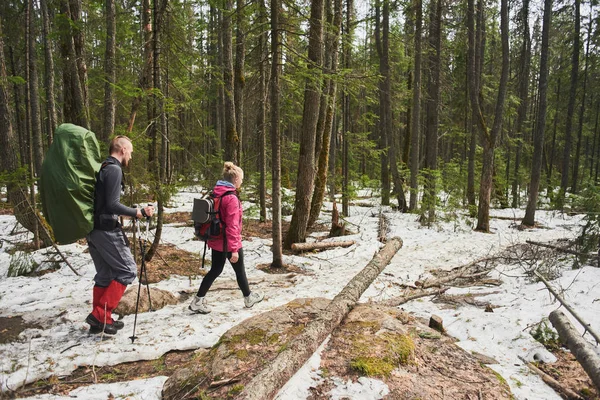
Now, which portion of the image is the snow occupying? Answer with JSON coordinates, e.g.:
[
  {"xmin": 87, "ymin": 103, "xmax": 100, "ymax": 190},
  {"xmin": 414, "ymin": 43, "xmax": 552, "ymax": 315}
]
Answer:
[{"xmin": 0, "ymin": 191, "xmax": 598, "ymax": 399}]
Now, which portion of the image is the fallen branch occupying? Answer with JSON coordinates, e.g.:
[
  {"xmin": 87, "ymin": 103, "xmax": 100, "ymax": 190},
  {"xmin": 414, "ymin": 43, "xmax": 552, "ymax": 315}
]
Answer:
[
  {"xmin": 534, "ymin": 270, "xmax": 600, "ymax": 344},
  {"xmin": 526, "ymin": 240, "xmax": 589, "ymax": 258},
  {"xmin": 417, "ymin": 256, "xmax": 498, "ymax": 289},
  {"xmin": 236, "ymin": 237, "xmax": 403, "ymax": 400},
  {"xmin": 291, "ymin": 240, "xmax": 355, "ymax": 253},
  {"xmin": 380, "ymin": 287, "xmax": 449, "ymax": 307},
  {"xmin": 209, "ymin": 378, "xmax": 241, "ymax": 389},
  {"xmin": 377, "ymin": 209, "xmax": 388, "ymax": 243},
  {"xmin": 549, "ymin": 310, "xmax": 600, "ymax": 391},
  {"xmin": 518, "ymin": 356, "xmax": 583, "ymax": 400}
]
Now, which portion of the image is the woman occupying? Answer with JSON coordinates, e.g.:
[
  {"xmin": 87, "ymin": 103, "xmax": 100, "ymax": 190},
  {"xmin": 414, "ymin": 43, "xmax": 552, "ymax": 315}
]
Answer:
[{"xmin": 189, "ymin": 162, "xmax": 264, "ymax": 314}]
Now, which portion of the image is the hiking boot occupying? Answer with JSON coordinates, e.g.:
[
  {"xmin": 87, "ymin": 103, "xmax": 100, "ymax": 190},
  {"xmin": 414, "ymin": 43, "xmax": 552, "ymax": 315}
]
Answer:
[
  {"xmin": 189, "ymin": 296, "xmax": 210, "ymax": 314},
  {"xmin": 86, "ymin": 314, "xmax": 118, "ymax": 335},
  {"xmin": 244, "ymin": 292, "xmax": 264, "ymax": 308},
  {"xmin": 111, "ymin": 319, "xmax": 124, "ymax": 330}
]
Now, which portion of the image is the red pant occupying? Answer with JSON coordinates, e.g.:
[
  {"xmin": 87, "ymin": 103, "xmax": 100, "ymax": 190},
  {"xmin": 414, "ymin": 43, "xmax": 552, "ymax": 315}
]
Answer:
[{"xmin": 91, "ymin": 280, "xmax": 126, "ymax": 324}]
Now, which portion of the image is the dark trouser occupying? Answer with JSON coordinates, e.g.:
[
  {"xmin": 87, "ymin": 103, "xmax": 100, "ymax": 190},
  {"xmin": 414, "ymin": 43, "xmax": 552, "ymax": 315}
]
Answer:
[{"xmin": 197, "ymin": 248, "xmax": 250, "ymax": 297}]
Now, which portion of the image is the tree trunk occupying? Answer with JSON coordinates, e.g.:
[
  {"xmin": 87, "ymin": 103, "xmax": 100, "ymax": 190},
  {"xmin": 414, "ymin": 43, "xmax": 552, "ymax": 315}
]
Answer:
[
  {"xmin": 58, "ymin": 0, "xmax": 89, "ymax": 129},
  {"xmin": 1, "ymin": 18, "xmax": 52, "ymax": 247},
  {"xmin": 146, "ymin": 0, "xmax": 168, "ymax": 262},
  {"xmin": 341, "ymin": 0, "xmax": 351, "ymax": 217},
  {"xmin": 559, "ymin": 0, "xmax": 580, "ymax": 204},
  {"xmin": 283, "ymin": 0, "xmax": 324, "ymax": 249},
  {"xmin": 523, "ymin": 0, "xmax": 551, "ymax": 226},
  {"xmin": 409, "ymin": 0, "xmax": 422, "ymax": 211},
  {"xmin": 291, "ymin": 240, "xmax": 355, "ymax": 253},
  {"xmin": 308, "ymin": 0, "xmax": 343, "ymax": 228},
  {"xmin": 102, "ymin": 0, "xmax": 116, "ymax": 141},
  {"xmin": 223, "ymin": 0, "xmax": 238, "ymax": 164},
  {"xmin": 511, "ymin": 0, "xmax": 531, "ymax": 208},
  {"xmin": 270, "ymin": 0, "xmax": 283, "ymax": 268},
  {"xmin": 423, "ymin": 0, "xmax": 442, "ymax": 223},
  {"xmin": 40, "ymin": 0, "xmax": 57, "ymax": 143},
  {"xmin": 69, "ymin": 0, "xmax": 89, "ymax": 122},
  {"xmin": 572, "ymin": 15, "xmax": 591, "ymax": 194},
  {"xmin": 237, "ymin": 237, "xmax": 403, "ymax": 400},
  {"xmin": 549, "ymin": 310, "xmax": 600, "ymax": 391},
  {"xmin": 234, "ymin": 0, "xmax": 245, "ymax": 166},
  {"xmin": 126, "ymin": 0, "xmax": 153, "ymax": 133},
  {"xmin": 258, "ymin": 0, "xmax": 268, "ymax": 223},
  {"xmin": 475, "ymin": 0, "xmax": 508, "ymax": 232},
  {"xmin": 27, "ymin": 0, "xmax": 44, "ymax": 175}
]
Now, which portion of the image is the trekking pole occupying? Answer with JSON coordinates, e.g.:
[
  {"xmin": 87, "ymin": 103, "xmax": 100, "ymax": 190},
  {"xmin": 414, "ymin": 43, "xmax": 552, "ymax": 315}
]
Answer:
[
  {"xmin": 142, "ymin": 213, "xmax": 153, "ymax": 311},
  {"xmin": 130, "ymin": 207, "xmax": 154, "ymax": 344},
  {"xmin": 130, "ymin": 217, "xmax": 143, "ymax": 343}
]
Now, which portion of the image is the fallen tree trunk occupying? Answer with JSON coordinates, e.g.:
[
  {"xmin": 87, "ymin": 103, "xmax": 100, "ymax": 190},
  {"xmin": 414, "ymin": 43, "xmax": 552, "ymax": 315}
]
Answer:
[
  {"xmin": 518, "ymin": 356, "xmax": 583, "ymax": 400},
  {"xmin": 380, "ymin": 287, "xmax": 448, "ymax": 307},
  {"xmin": 549, "ymin": 310, "xmax": 600, "ymax": 391},
  {"xmin": 291, "ymin": 240, "xmax": 355, "ymax": 253},
  {"xmin": 416, "ymin": 255, "xmax": 497, "ymax": 289},
  {"xmin": 236, "ymin": 237, "xmax": 403, "ymax": 400},
  {"xmin": 535, "ymin": 270, "xmax": 600, "ymax": 344}
]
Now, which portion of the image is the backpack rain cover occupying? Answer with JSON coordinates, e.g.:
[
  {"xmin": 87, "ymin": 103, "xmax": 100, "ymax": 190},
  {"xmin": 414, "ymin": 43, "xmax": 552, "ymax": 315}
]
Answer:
[{"xmin": 40, "ymin": 123, "xmax": 102, "ymax": 244}]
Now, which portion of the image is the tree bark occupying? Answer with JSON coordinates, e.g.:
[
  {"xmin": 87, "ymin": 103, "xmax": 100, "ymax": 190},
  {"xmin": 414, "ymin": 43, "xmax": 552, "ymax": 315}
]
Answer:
[
  {"xmin": 423, "ymin": 0, "xmax": 442, "ymax": 222},
  {"xmin": 409, "ymin": 0, "xmax": 422, "ymax": 211},
  {"xmin": 523, "ymin": 0, "xmax": 551, "ymax": 226},
  {"xmin": 223, "ymin": 0, "xmax": 238, "ymax": 164},
  {"xmin": 559, "ymin": 0, "xmax": 580, "ymax": 203},
  {"xmin": 475, "ymin": 0, "xmax": 509, "ymax": 232},
  {"xmin": 234, "ymin": 0, "xmax": 245, "ymax": 166},
  {"xmin": 58, "ymin": 0, "xmax": 89, "ymax": 129},
  {"xmin": 27, "ymin": 0, "xmax": 44, "ymax": 175},
  {"xmin": 102, "ymin": 0, "xmax": 116, "ymax": 141},
  {"xmin": 284, "ymin": 0, "xmax": 324, "ymax": 249},
  {"xmin": 549, "ymin": 310, "xmax": 600, "ymax": 391},
  {"xmin": 309, "ymin": 0, "xmax": 343, "ymax": 228},
  {"xmin": 291, "ymin": 240, "xmax": 355, "ymax": 253},
  {"xmin": 270, "ymin": 0, "xmax": 283, "ymax": 268},
  {"xmin": 237, "ymin": 237, "xmax": 403, "ymax": 400},
  {"xmin": 40, "ymin": 0, "xmax": 57, "ymax": 143},
  {"xmin": 572, "ymin": 15, "xmax": 592, "ymax": 194},
  {"xmin": 511, "ymin": 0, "xmax": 531, "ymax": 208},
  {"xmin": 257, "ymin": 0, "xmax": 268, "ymax": 223}
]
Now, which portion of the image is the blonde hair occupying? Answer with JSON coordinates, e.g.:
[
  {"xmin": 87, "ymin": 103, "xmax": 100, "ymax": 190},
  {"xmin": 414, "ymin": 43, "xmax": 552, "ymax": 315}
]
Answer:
[
  {"xmin": 223, "ymin": 161, "xmax": 243, "ymax": 183},
  {"xmin": 109, "ymin": 135, "xmax": 132, "ymax": 154}
]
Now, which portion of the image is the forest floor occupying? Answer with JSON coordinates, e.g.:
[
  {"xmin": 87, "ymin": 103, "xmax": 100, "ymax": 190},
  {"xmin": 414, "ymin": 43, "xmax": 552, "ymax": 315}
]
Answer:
[{"xmin": 0, "ymin": 188, "xmax": 599, "ymax": 399}]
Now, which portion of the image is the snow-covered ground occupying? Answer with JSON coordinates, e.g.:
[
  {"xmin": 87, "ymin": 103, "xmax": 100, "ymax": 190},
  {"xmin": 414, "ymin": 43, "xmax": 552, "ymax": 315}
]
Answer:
[{"xmin": 0, "ymin": 187, "xmax": 598, "ymax": 399}]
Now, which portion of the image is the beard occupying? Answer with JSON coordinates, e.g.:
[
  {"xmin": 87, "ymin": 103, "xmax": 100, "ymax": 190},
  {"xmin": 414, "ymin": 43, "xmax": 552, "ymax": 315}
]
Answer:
[{"xmin": 122, "ymin": 158, "xmax": 130, "ymax": 168}]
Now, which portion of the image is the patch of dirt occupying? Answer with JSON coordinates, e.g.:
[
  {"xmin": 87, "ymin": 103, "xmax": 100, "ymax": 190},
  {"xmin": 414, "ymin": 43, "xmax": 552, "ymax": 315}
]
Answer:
[
  {"xmin": 15, "ymin": 349, "xmax": 200, "ymax": 399},
  {"xmin": 132, "ymin": 242, "xmax": 207, "ymax": 283},
  {"xmin": 162, "ymin": 212, "xmax": 193, "ymax": 225},
  {"xmin": 538, "ymin": 349, "xmax": 600, "ymax": 399},
  {"xmin": 0, "ymin": 204, "xmax": 13, "ymax": 215},
  {"xmin": 256, "ymin": 263, "xmax": 312, "ymax": 275},
  {"xmin": 311, "ymin": 304, "xmax": 512, "ymax": 399},
  {"xmin": 0, "ymin": 316, "xmax": 42, "ymax": 345}
]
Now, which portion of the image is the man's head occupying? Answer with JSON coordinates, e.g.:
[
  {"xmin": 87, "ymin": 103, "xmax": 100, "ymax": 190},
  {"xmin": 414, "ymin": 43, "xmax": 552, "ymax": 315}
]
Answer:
[{"xmin": 109, "ymin": 136, "xmax": 133, "ymax": 167}]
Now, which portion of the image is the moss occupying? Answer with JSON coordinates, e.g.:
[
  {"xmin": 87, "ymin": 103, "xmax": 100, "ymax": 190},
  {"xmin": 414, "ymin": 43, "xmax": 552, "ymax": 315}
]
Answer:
[
  {"xmin": 491, "ymin": 370, "xmax": 508, "ymax": 386},
  {"xmin": 351, "ymin": 356, "xmax": 395, "ymax": 377},
  {"xmin": 285, "ymin": 324, "xmax": 305, "ymax": 337},
  {"xmin": 235, "ymin": 349, "xmax": 249, "ymax": 360},
  {"xmin": 346, "ymin": 321, "xmax": 381, "ymax": 332},
  {"xmin": 418, "ymin": 331, "xmax": 441, "ymax": 339},
  {"xmin": 580, "ymin": 387, "xmax": 593, "ymax": 397},
  {"xmin": 350, "ymin": 332, "xmax": 415, "ymax": 377},
  {"xmin": 267, "ymin": 333, "xmax": 280, "ymax": 345},
  {"xmin": 246, "ymin": 328, "xmax": 267, "ymax": 345},
  {"xmin": 228, "ymin": 384, "xmax": 244, "ymax": 397}
]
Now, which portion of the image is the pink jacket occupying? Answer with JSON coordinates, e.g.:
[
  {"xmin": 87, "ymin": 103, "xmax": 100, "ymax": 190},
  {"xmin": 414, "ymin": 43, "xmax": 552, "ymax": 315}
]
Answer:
[{"xmin": 207, "ymin": 182, "xmax": 242, "ymax": 253}]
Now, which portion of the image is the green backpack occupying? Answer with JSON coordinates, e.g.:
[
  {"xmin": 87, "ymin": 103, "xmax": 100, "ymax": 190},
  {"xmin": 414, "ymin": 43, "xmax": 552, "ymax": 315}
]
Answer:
[{"xmin": 40, "ymin": 123, "xmax": 102, "ymax": 244}]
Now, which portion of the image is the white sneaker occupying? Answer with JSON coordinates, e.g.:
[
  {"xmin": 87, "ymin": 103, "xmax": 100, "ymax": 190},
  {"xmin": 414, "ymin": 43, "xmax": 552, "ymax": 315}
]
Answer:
[
  {"xmin": 189, "ymin": 296, "xmax": 210, "ymax": 314},
  {"xmin": 244, "ymin": 291, "xmax": 264, "ymax": 308}
]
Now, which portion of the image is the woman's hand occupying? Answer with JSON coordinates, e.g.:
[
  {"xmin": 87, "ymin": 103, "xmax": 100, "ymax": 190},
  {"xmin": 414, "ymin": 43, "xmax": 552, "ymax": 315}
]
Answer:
[{"xmin": 230, "ymin": 252, "xmax": 239, "ymax": 263}]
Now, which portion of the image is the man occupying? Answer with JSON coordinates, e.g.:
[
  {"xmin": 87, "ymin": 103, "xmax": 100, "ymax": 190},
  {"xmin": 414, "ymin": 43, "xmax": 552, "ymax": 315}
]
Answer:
[{"xmin": 85, "ymin": 135, "xmax": 154, "ymax": 335}]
